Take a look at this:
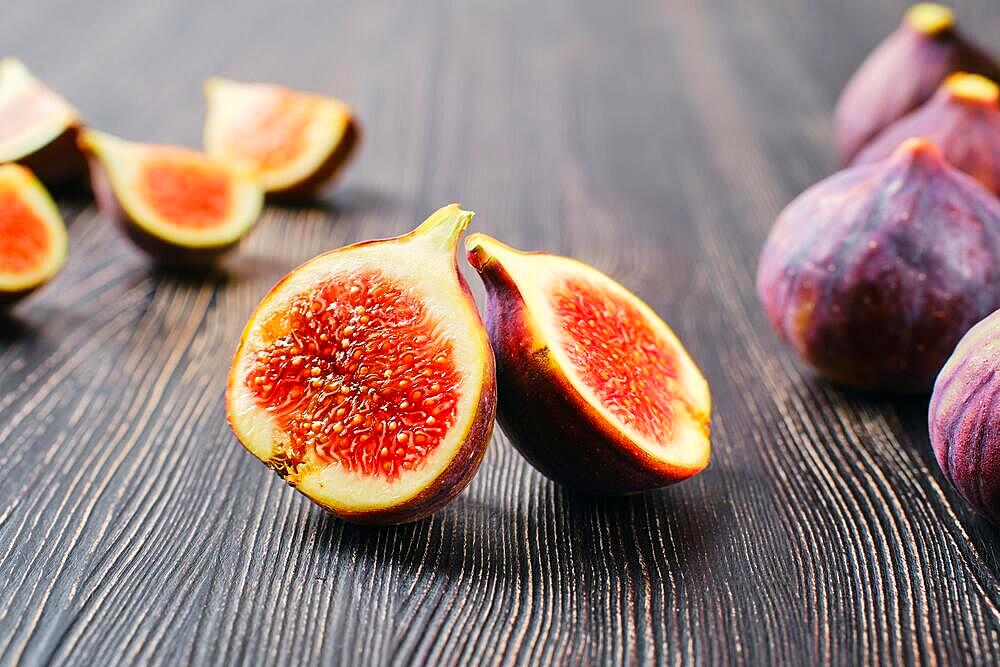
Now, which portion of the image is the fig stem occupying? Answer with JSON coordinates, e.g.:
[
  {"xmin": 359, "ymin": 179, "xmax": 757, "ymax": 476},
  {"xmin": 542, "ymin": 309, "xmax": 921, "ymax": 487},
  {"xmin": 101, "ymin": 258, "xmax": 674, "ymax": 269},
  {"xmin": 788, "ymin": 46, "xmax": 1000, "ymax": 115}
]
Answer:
[
  {"xmin": 944, "ymin": 72, "xmax": 1000, "ymax": 104},
  {"xmin": 906, "ymin": 3, "xmax": 955, "ymax": 35},
  {"xmin": 413, "ymin": 203, "xmax": 474, "ymax": 251}
]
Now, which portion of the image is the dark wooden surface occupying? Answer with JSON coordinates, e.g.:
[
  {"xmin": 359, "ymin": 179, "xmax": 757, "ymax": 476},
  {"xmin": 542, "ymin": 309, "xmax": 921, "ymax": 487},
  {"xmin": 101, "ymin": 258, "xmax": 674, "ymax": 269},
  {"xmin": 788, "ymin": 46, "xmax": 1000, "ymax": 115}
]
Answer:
[{"xmin": 2, "ymin": 0, "xmax": 1000, "ymax": 664}]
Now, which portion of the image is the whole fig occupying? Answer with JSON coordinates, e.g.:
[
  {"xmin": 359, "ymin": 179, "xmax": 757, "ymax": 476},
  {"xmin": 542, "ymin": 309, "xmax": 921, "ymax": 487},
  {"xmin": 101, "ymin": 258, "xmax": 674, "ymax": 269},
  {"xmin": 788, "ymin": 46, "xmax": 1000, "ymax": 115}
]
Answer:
[
  {"xmin": 853, "ymin": 73, "xmax": 1000, "ymax": 195},
  {"xmin": 757, "ymin": 138, "xmax": 1000, "ymax": 393},
  {"xmin": 929, "ymin": 309, "xmax": 1000, "ymax": 524},
  {"xmin": 834, "ymin": 3, "xmax": 1000, "ymax": 165}
]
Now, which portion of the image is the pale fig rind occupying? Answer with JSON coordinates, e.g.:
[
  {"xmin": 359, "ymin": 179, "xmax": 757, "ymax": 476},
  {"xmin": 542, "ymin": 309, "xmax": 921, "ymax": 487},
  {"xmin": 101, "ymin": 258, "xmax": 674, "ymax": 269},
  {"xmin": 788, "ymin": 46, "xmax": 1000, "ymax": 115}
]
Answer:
[
  {"xmin": 757, "ymin": 138, "xmax": 1000, "ymax": 393},
  {"xmin": 833, "ymin": 4, "xmax": 1000, "ymax": 165},
  {"xmin": 852, "ymin": 73, "xmax": 1000, "ymax": 194},
  {"xmin": 929, "ymin": 309, "xmax": 1000, "ymax": 524}
]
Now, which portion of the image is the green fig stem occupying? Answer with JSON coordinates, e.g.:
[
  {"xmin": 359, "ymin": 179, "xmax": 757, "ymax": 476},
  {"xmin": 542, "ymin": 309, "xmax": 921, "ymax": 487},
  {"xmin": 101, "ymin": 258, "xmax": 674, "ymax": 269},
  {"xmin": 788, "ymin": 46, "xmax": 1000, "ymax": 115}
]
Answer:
[
  {"xmin": 413, "ymin": 204, "xmax": 474, "ymax": 251},
  {"xmin": 906, "ymin": 3, "xmax": 954, "ymax": 35}
]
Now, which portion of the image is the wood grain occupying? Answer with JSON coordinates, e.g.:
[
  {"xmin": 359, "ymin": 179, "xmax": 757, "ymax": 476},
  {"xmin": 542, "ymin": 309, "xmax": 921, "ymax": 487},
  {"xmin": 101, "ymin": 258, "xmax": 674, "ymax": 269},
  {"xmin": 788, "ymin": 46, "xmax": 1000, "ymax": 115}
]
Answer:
[{"xmin": 2, "ymin": 0, "xmax": 999, "ymax": 664}]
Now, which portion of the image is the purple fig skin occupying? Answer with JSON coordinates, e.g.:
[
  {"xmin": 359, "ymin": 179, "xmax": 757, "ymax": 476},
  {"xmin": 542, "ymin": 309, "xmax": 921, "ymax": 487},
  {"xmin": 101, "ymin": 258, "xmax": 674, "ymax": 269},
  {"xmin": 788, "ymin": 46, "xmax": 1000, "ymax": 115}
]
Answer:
[
  {"xmin": 834, "ymin": 5, "xmax": 1000, "ymax": 165},
  {"xmin": 757, "ymin": 138, "xmax": 1000, "ymax": 393},
  {"xmin": 928, "ymin": 309, "xmax": 1000, "ymax": 524},
  {"xmin": 16, "ymin": 125, "xmax": 89, "ymax": 192},
  {"xmin": 852, "ymin": 74, "xmax": 1000, "ymax": 195}
]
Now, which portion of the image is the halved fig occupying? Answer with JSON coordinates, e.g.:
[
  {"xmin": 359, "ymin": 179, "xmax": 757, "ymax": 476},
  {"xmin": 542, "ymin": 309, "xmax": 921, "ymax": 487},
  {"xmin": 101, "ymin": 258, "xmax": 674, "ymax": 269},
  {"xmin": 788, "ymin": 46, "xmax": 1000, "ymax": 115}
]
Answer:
[
  {"xmin": 203, "ymin": 77, "xmax": 360, "ymax": 198},
  {"xmin": 78, "ymin": 129, "xmax": 263, "ymax": 266},
  {"xmin": 466, "ymin": 235, "xmax": 711, "ymax": 495},
  {"xmin": 0, "ymin": 164, "xmax": 68, "ymax": 305},
  {"xmin": 0, "ymin": 58, "xmax": 87, "ymax": 189},
  {"xmin": 226, "ymin": 205, "xmax": 496, "ymax": 524}
]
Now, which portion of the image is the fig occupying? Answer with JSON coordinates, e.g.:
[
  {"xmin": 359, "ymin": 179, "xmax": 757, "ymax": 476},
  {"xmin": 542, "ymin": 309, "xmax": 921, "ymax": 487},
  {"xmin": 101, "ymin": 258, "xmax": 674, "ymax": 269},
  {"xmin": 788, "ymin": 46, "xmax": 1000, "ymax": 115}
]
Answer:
[
  {"xmin": 833, "ymin": 3, "xmax": 1000, "ymax": 165},
  {"xmin": 226, "ymin": 205, "xmax": 496, "ymax": 524},
  {"xmin": 77, "ymin": 129, "xmax": 263, "ymax": 267},
  {"xmin": 465, "ymin": 234, "xmax": 711, "ymax": 495},
  {"xmin": 203, "ymin": 77, "xmax": 360, "ymax": 198},
  {"xmin": 0, "ymin": 58, "xmax": 87, "ymax": 189},
  {"xmin": 0, "ymin": 164, "xmax": 68, "ymax": 305},
  {"xmin": 853, "ymin": 73, "xmax": 1000, "ymax": 195},
  {"xmin": 929, "ymin": 309, "xmax": 1000, "ymax": 524},
  {"xmin": 757, "ymin": 137, "xmax": 1000, "ymax": 393}
]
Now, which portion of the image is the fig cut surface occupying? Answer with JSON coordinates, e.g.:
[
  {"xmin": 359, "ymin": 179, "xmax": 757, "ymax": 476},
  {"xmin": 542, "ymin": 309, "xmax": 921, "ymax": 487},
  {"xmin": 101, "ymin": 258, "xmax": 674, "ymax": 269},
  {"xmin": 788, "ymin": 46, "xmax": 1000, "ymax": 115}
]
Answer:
[
  {"xmin": 227, "ymin": 205, "xmax": 496, "ymax": 524},
  {"xmin": 466, "ymin": 234, "xmax": 711, "ymax": 494}
]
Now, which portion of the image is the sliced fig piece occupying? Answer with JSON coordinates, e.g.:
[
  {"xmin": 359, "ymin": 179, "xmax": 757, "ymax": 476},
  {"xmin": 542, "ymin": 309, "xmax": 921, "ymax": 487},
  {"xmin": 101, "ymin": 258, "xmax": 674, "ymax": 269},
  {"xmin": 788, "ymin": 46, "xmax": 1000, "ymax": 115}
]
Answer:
[
  {"xmin": 226, "ymin": 205, "xmax": 495, "ymax": 524},
  {"xmin": 757, "ymin": 138, "xmax": 1000, "ymax": 393},
  {"xmin": 466, "ymin": 235, "xmax": 711, "ymax": 495},
  {"xmin": 78, "ymin": 129, "xmax": 263, "ymax": 266},
  {"xmin": 834, "ymin": 3, "xmax": 1000, "ymax": 165},
  {"xmin": 0, "ymin": 164, "xmax": 68, "ymax": 305},
  {"xmin": 853, "ymin": 73, "xmax": 1000, "ymax": 194},
  {"xmin": 203, "ymin": 77, "xmax": 360, "ymax": 198},
  {"xmin": 0, "ymin": 58, "xmax": 87, "ymax": 189}
]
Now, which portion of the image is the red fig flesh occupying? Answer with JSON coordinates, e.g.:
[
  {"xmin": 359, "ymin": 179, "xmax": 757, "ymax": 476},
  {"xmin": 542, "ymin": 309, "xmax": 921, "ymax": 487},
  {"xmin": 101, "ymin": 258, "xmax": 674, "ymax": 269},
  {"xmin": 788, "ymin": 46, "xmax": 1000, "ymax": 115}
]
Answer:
[
  {"xmin": 757, "ymin": 138, "xmax": 1000, "ymax": 392},
  {"xmin": 466, "ymin": 235, "xmax": 711, "ymax": 494},
  {"xmin": 833, "ymin": 4, "xmax": 1000, "ymax": 165},
  {"xmin": 226, "ymin": 205, "xmax": 496, "ymax": 524}
]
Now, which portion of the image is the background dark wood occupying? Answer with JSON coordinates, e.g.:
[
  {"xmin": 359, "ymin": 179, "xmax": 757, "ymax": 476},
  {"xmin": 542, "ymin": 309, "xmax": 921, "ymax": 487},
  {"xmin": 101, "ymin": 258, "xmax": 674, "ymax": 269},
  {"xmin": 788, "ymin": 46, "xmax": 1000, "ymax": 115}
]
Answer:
[{"xmin": 2, "ymin": 0, "xmax": 999, "ymax": 664}]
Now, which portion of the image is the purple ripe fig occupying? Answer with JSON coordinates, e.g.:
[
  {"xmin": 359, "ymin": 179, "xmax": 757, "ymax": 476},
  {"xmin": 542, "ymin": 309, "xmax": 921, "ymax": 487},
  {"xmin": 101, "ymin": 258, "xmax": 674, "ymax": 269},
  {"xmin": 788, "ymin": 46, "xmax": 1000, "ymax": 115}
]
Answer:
[
  {"xmin": 757, "ymin": 137, "xmax": 1000, "ymax": 393},
  {"xmin": 929, "ymin": 309, "xmax": 1000, "ymax": 524},
  {"xmin": 834, "ymin": 3, "xmax": 1000, "ymax": 165},
  {"xmin": 853, "ymin": 73, "xmax": 1000, "ymax": 195}
]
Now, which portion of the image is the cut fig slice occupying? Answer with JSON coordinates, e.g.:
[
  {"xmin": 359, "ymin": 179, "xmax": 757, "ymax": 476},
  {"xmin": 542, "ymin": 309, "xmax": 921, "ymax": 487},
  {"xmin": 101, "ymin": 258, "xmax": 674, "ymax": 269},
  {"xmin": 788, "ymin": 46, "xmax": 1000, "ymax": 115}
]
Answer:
[
  {"xmin": 78, "ymin": 129, "xmax": 263, "ymax": 266},
  {"xmin": 0, "ymin": 164, "xmax": 68, "ymax": 304},
  {"xmin": 226, "ymin": 205, "xmax": 496, "ymax": 524},
  {"xmin": 203, "ymin": 77, "xmax": 360, "ymax": 198},
  {"xmin": 466, "ymin": 235, "xmax": 711, "ymax": 494},
  {"xmin": 0, "ymin": 58, "xmax": 87, "ymax": 188}
]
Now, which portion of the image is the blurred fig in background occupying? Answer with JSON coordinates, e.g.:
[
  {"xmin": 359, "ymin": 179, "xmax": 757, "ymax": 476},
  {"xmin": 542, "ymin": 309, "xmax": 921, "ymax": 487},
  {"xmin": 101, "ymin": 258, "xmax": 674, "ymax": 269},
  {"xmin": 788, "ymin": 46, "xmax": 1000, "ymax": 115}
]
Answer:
[
  {"xmin": 0, "ymin": 58, "xmax": 88, "ymax": 190},
  {"xmin": 757, "ymin": 138, "xmax": 1000, "ymax": 393},
  {"xmin": 834, "ymin": 3, "xmax": 1000, "ymax": 165},
  {"xmin": 852, "ymin": 73, "xmax": 1000, "ymax": 195},
  {"xmin": 929, "ymin": 309, "xmax": 1000, "ymax": 524}
]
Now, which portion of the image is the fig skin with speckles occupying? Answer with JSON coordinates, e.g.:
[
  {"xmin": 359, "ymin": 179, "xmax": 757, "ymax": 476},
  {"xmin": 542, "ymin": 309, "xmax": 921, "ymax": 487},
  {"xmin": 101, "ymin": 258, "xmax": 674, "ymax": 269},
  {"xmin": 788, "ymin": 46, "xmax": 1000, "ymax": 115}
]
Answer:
[
  {"xmin": 834, "ymin": 3, "xmax": 1000, "ymax": 165},
  {"xmin": 852, "ymin": 73, "xmax": 1000, "ymax": 195},
  {"xmin": 929, "ymin": 309, "xmax": 1000, "ymax": 524},
  {"xmin": 757, "ymin": 138, "xmax": 1000, "ymax": 393}
]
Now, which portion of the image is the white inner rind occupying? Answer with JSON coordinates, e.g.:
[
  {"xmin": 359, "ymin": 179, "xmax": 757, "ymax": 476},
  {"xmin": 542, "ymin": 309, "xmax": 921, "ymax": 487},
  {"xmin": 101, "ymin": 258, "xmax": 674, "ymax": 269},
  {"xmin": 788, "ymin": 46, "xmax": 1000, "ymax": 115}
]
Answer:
[
  {"xmin": 483, "ymin": 239, "xmax": 711, "ymax": 470},
  {"xmin": 0, "ymin": 164, "xmax": 68, "ymax": 292},
  {"xmin": 203, "ymin": 78, "xmax": 353, "ymax": 192},
  {"xmin": 0, "ymin": 58, "xmax": 78, "ymax": 161},
  {"xmin": 228, "ymin": 209, "xmax": 489, "ymax": 513},
  {"xmin": 81, "ymin": 130, "xmax": 263, "ymax": 248}
]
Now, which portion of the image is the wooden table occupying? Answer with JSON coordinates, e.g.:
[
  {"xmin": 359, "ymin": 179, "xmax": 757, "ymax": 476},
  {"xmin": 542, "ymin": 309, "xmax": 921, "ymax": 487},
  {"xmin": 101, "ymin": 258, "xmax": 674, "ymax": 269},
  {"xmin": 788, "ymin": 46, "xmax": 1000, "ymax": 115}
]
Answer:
[{"xmin": 3, "ymin": 0, "xmax": 999, "ymax": 664}]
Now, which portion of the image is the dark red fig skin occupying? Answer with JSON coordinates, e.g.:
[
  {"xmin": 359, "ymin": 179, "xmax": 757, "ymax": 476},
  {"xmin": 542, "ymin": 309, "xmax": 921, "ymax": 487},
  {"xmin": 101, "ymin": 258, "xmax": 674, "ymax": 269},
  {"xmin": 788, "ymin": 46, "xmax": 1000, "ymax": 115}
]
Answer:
[
  {"xmin": 834, "ymin": 11, "xmax": 1000, "ymax": 165},
  {"xmin": 84, "ymin": 153, "xmax": 237, "ymax": 267},
  {"xmin": 757, "ymin": 139, "xmax": 1000, "ymax": 393},
  {"xmin": 469, "ymin": 249, "xmax": 705, "ymax": 495},
  {"xmin": 929, "ymin": 309, "xmax": 1000, "ymax": 524},
  {"xmin": 16, "ymin": 125, "xmax": 89, "ymax": 193},
  {"xmin": 267, "ymin": 117, "xmax": 362, "ymax": 201},
  {"xmin": 852, "ymin": 76, "xmax": 1000, "ymax": 194}
]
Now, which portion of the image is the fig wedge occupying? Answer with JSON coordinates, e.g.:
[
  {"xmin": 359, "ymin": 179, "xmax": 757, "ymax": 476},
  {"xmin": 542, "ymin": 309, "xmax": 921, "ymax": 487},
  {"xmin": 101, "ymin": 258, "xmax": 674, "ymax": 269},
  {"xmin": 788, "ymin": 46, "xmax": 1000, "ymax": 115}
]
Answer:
[
  {"xmin": 0, "ymin": 58, "xmax": 87, "ymax": 189},
  {"xmin": 0, "ymin": 164, "xmax": 68, "ymax": 305},
  {"xmin": 203, "ymin": 77, "xmax": 360, "ymax": 198},
  {"xmin": 226, "ymin": 205, "xmax": 496, "ymax": 525},
  {"xmin": 78, "ymin": 129, "xmax": 263, "ymax": 267},
  {"xmin": 466, "ymin": 235, "xmax": 711, "ymax": 494}
]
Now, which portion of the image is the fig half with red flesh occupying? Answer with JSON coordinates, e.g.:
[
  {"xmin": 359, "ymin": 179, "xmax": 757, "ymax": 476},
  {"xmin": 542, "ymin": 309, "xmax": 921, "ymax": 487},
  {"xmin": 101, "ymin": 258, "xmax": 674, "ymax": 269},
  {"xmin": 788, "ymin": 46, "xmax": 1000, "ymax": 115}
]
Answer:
[
  {"xmin": 0, "ymin": 164, "xmax": 68, "ymax": 305},
  {"xmin": 226, "ymin": 205, "xmax": 496, "ymax": 524},
  {"xmin": 78, "ymin": 129, "xmax": 263, "ymax": 267},
  {"xmin": 465, "ymin": 235, "xmax": 711, "ymax": 494},
  {"xmin": 203, "ymin": 77, "xmax": 360, "ymax": 198},
  {"xmin": 0, "ymin": 58, "xmax": 87, "ymax": 189}
]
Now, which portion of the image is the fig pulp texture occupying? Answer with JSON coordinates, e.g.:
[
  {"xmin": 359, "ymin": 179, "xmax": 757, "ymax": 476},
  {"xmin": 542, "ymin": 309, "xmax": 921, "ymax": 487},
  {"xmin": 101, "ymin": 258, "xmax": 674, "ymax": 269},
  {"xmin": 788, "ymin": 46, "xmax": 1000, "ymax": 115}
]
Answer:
[
  {"xmin": 0, "ymin": 58, "xmax": 87, "ymax": 189},
  {"xmin": 78, "ymin": 129, "xmax": 263, "ymax": 266},
  {"xmin": 833, "ymin": 3, "xmax": 1000, "ymax": 165},
  {"xmin": 853, "ymin": 73, "xmax": 1000, "ymax": 195},
  {"xmin": 929, "ymin": 309, "xmax": 1000, "ymax": 524},
  {"xmin": 466, "ymin": 235, "xmax": 711, "ymax": 494},
  {"xmin": 203, "ymin": 77, "xmax": 360, "ymax": 198},
  {"xmin": 757, "ymin": 138, "xmax": 1000, "ymax": 393},
  {"xmin": 0, "ymin": 164, "xmax": 68, "ymax": 305},
  {"xmin": 226, "ymin": 205, "xmax": 496, "ymax": 524}
]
